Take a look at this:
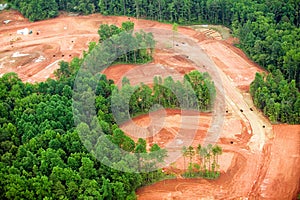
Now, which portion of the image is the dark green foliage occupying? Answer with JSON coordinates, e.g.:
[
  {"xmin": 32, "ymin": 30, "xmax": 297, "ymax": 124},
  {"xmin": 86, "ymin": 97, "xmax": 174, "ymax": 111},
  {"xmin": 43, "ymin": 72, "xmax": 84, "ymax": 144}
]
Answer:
[
  {"xmin": 0, "ymin": 70, "xmax": 167, "ymax": 199},
  {"xmin": 9, "ymin": 0, "xmax": 59, "ymax": 21},
  {"xmin": 112, "ymin": 71, "xmax": 215, "ymax": 124},
  {"xmin": 9, "ymin": 0, "xmax": 97, "ymax": 21},
  {"xmin": 250, "ymin": 71, "xmax": 300, "ymax": 124},
  {"xmin": 98, "ymin": 22, "xmax": 155, "ymax": 64}
]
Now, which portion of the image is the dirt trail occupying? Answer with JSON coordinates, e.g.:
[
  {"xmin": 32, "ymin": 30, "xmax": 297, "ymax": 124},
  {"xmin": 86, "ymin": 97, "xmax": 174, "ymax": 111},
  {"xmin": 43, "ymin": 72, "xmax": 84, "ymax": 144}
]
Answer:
[
  {"xmin": 199, "ymin": 41, "xmax": 272, "ymax": 152},
  {"xmin": 0, "ymin": 10, "xmax": 299, "ymax": 199},
  {"xmin": 251, "ymin": 125, "xmax": 300, "ymax": 199}
]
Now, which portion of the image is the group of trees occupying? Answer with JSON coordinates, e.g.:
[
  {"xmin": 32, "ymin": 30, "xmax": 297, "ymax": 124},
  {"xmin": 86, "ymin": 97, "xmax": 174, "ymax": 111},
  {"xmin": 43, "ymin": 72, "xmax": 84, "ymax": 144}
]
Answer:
[
  {"xmin": 182, "ymin": 144, "xmax": 222, "ymax": 179},
  {"xmin": 8, "ymin": 0, "xmax": 300, "ymax": 28},
  {"xmin": 98, "ymin": 21, "xmax": 155, "ymax": 64},
  {"xmin": 250, "ymin": 70, "xmax": 299, "ymax": 124},
  {"xmin": 112, "ymin": 70, "xmax": 216, "ymax": 124},
  {"xmin": 0, "ymin": 70, "xmax": 169, "ymax": 199},
  {"xmin": 9, "ymin": 0, "xmax": 59, "ymax": 21},
  {"xmin": 234, "ymin": 1, "xmax": 300, "ymax": 87},
  {"xmin": 0, "ymin": 71, "xmax": 171, "ymax": 199}
]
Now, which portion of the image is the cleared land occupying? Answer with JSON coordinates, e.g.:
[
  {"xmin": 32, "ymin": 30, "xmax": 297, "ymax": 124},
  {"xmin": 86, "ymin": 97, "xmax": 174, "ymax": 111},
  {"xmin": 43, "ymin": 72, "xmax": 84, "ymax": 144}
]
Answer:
[{"xmin": 0, "ymin": 10, "xmax": 299, "ymax": 199}]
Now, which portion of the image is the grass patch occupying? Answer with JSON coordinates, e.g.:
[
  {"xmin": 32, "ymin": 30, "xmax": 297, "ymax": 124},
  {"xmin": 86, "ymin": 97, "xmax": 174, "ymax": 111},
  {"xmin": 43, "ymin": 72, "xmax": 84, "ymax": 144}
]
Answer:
[
  {"xmin": 140, "ymin": 171, "xmax": 177, "ymax": 187},
  {"xmin": 189, "ymin": 24, "xmax": 232, "ymax": 40},
  {"xmin": 182, "ymin": 170, "xmax": 220, "ymax": 180}
]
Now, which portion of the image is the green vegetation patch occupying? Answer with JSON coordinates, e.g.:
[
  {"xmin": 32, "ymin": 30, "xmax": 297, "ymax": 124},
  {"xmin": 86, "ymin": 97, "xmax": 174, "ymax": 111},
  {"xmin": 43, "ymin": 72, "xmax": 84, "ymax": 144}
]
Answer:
[{"xmin": 182, "ymin": 144, "xmax": 222, "ymax": 179}]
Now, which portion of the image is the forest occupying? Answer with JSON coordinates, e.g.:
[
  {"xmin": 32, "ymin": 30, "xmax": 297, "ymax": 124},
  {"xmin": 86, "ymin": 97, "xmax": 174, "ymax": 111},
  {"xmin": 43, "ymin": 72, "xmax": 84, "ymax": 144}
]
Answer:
[
  {"xmin": 8, "ymin": 0, "xmax": 300, "ymax": 124},
  {"xmin": 250, "ymin": 70, "xmax": 299, "ymax": 124},
  {"xmin": 0, "ymin": 71, "xmax": 167, "ymax": 199},
  {"xmin": 0, "ymin": 21, "xmax": 216, "ymax": 199}
]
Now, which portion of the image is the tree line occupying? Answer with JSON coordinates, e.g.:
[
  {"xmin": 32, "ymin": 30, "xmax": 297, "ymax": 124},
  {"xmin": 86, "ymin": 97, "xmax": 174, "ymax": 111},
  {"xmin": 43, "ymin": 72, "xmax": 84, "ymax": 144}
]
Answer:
[
  {"xmin": 182, "ymin": 144, "xmax": 222, "ymax": 179},
  {"xmin": 250, "ymin": 70, "xmax": 299, "ymax": 124},
  {"xmin": 9, "ymin": 0, "xmax": 300, "ymax": 27},
  {"xmin": 112, "ymin": 71, "xmax": 216, "ymax": 124},
  {"xmin": 98, "ymin": 21, "xmax": 155, "ymax": 64},
  {"xmin": 9, "ymin": 0, "xmax": 59, "ymax": 21}
]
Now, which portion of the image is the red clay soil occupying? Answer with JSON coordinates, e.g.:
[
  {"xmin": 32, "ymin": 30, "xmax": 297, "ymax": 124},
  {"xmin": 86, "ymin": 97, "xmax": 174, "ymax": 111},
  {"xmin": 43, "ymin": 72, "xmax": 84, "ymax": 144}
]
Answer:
[
  {"xmin": 250, "ymin": 125, "xmax": 300, "ymax": 199},
  {"xmin": 121, "ymin": 109, "xmax": 211, "ymax": 151},
  {"xmin": 200, "ymin": 40, "xmax": 265, "ymax": 91},
  {"xmin": 0, "ymin": 10, "xmax": 100, "ymax": 82},
  {"xmin": 102, "ymin": 49, "xmax": 198, "ymax": 87},
  {"xmin": 0, "ymin": 10, "xmax": 299, "ymax": 199},
  {"xmin": 133, "ymin": 119, "xmax": 299, "ymax": 199}
]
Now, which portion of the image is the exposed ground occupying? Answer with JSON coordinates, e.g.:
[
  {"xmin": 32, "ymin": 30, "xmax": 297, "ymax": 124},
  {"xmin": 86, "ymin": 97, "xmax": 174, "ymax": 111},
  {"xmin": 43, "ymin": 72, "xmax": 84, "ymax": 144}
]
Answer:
[{"xmin": 0, "ymin": 10, "xmax": 299, "ymax": 199}]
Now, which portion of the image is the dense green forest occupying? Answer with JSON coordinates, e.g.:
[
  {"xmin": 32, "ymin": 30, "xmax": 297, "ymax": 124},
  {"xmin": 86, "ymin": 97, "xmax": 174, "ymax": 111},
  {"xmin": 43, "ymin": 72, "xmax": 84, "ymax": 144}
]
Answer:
[
  {"xmin": 0, "ymin": 21, "xmax": 216, "ymax": 199},
  {"xmin": 112, "ymin": 71, "xmax": 215, "ymax": 124},
  {"xmin": 0, "ymin": 72, "xmax": 168, "ymax": 199},
  {"xmin": 97, "ymin": 21, "xmax": 155, "ymax": 64},
  {"xmin": 251, "ymin": 71, "xmax": 299, "ymax": 124},
  {"xmin": 8, "ymin": 0, "xmax": 300, "ymax": 124}
]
